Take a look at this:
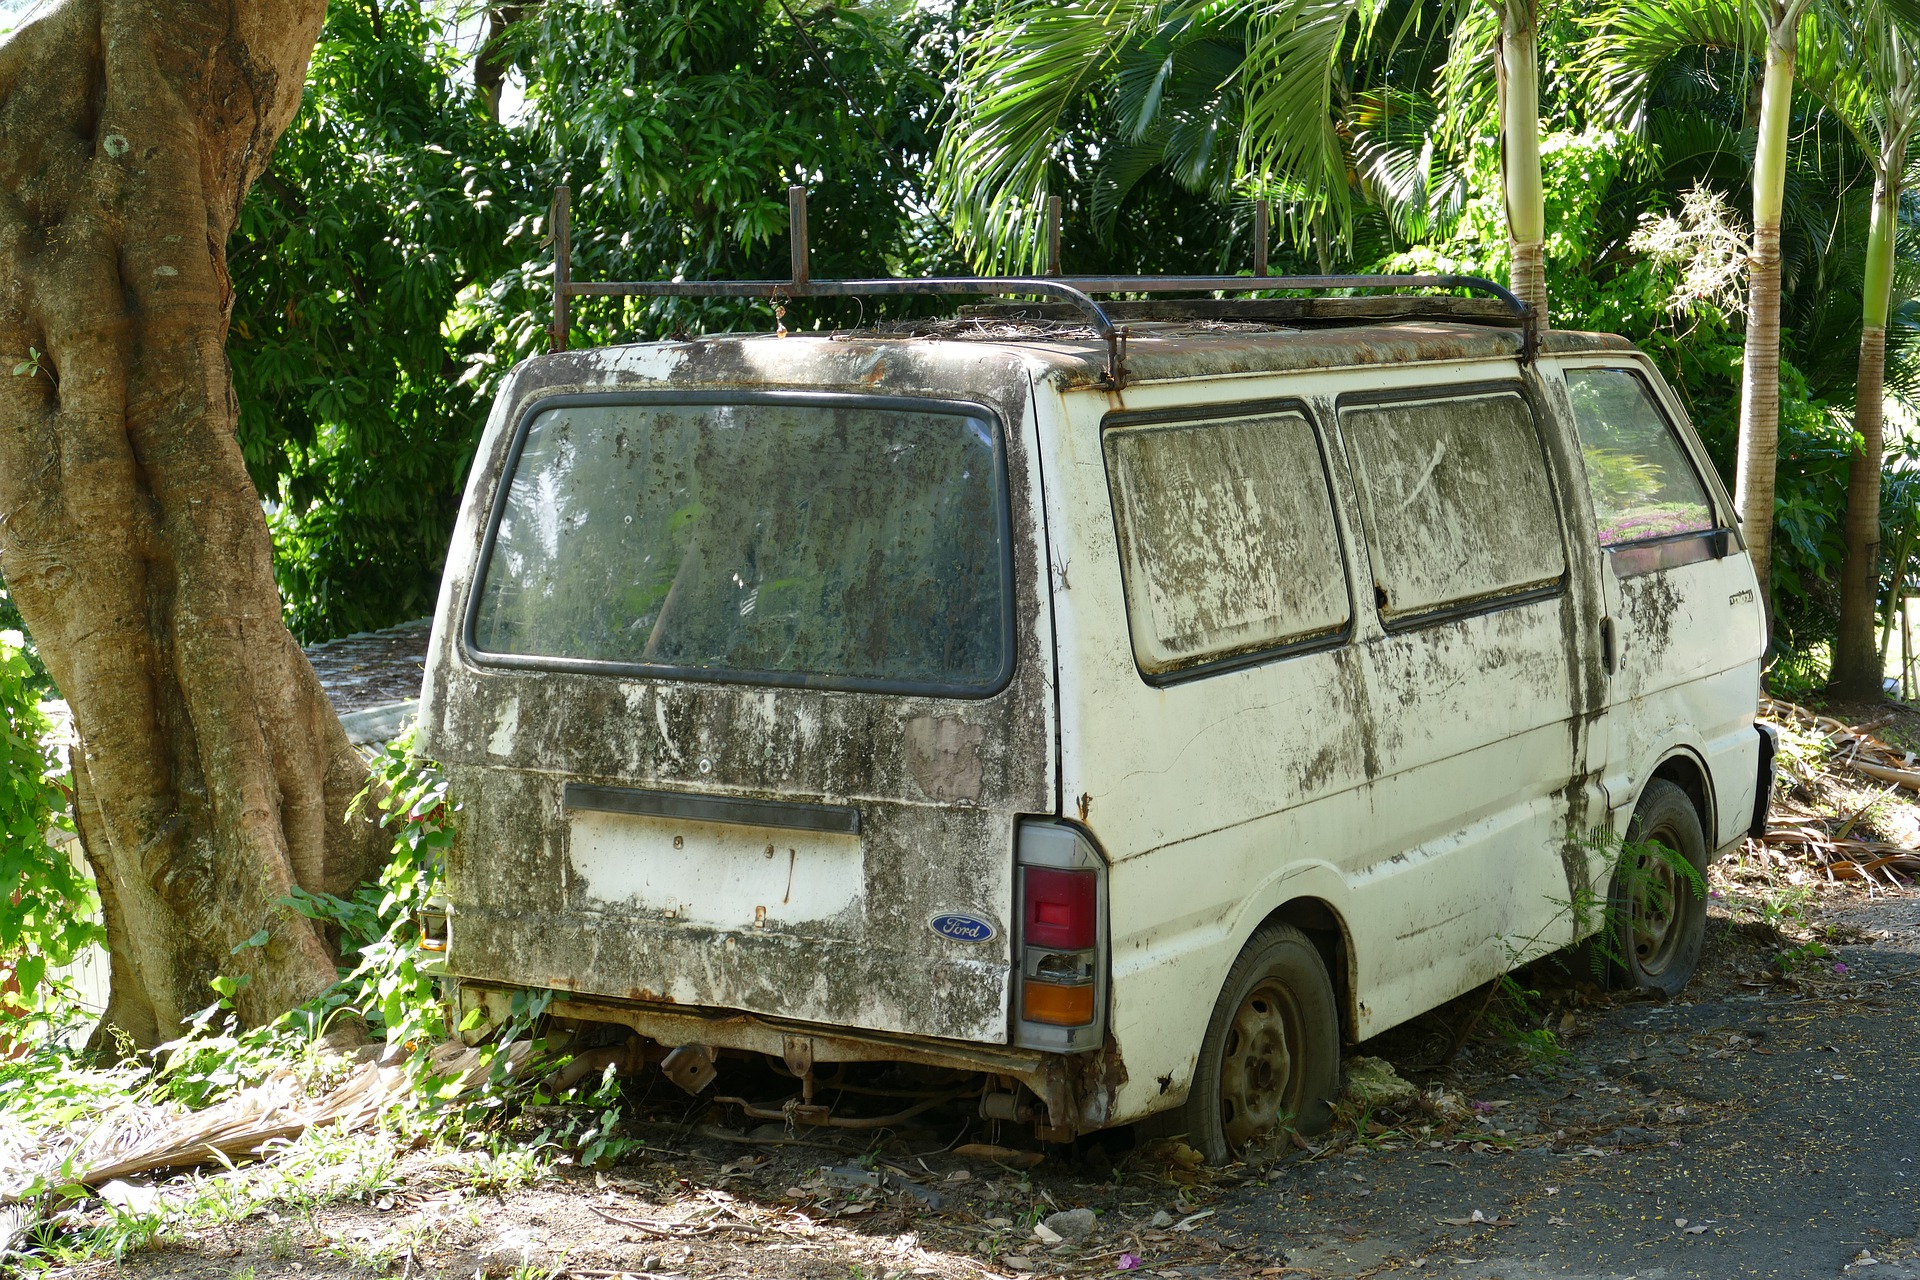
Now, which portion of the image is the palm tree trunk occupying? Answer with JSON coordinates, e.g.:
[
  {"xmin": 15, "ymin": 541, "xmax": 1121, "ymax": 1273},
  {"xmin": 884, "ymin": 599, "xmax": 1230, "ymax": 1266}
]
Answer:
[
  {"xmin": 1496, "ymin": 0, "xmax": 1547, "ymax": 322},
  {"xmin": 1833, "ymin": 166, "xmax": 1902, "ymax": 696},
  {"xmin": 1733, "ymin": 4, "xmax": 1800, "ymax": 615}
]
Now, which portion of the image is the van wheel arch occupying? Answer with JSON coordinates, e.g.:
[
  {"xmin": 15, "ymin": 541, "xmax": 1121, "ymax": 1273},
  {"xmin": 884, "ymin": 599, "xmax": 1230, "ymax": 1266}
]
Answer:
[
  {"xmin": 1257, "ymin": 898, "xmax": 1355, "ymax": 1047},
  {"xmin": 1648, "ymin": 750, "xmax": 1714, "ymax": 841}
]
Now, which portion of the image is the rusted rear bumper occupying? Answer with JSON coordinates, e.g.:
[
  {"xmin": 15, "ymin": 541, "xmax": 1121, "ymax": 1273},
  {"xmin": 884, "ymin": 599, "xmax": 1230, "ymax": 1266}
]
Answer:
[{"xmin": 457, "ymin": 980, "xmax": 1088, "ymax": 1130}]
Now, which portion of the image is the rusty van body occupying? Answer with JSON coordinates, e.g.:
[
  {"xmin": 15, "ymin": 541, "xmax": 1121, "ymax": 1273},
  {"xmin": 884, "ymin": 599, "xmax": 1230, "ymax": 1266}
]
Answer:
[{"xmin": 418, "ymin": 300, "xmax": 1770, "ymax": 1157}]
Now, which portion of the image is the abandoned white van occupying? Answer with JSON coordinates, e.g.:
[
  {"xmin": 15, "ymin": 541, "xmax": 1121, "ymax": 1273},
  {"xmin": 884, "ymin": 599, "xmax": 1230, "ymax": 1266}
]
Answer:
[{"xmin": 417, "ymin": 207, "xmax": 1771, "ymax": 1161}]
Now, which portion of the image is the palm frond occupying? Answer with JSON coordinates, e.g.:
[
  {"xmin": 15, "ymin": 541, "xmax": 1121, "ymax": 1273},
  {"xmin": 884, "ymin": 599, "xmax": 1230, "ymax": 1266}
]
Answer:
[
  {"xmin": 1582, "ymin": 0, "xmax": 1765, "ymax": 134},
  {"xmin": 1347, "ymin": 86, "xmax": 1465, "ymax": 240},
  {"xmin": 1230, "ymin": 0, "xmax": 1388, "ymax": 232},
  {"xmin": 1094, "ymin": 15, "xmax": 1244, "ymax": 235},
  {"xmin": 933, "ymin": 0, "xmax": 1160, "ymax": 271},
  {"xmin": 1436, "ymin": 0, "xmax": 1496, "ymax": 154}
]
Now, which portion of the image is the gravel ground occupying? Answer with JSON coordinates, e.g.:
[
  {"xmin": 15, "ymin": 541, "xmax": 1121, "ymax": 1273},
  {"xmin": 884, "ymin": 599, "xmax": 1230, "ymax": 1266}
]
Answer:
[{"xmin": 1204, "ymin": 893, "xmax": 1920, "ymax": 1279}]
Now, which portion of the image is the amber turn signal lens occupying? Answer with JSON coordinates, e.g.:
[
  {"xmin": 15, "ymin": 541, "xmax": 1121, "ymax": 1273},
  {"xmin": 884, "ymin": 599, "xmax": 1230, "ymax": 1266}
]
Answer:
[{"xmin": 1022, "ymin": 979, "xmax": 1095, "ymax": 1027}]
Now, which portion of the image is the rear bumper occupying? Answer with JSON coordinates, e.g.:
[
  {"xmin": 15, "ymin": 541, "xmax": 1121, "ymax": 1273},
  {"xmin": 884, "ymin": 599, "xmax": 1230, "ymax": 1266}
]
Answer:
[{"xmin": 456, "ymin": 979, "xmax": 1087, "ymax": 1128}]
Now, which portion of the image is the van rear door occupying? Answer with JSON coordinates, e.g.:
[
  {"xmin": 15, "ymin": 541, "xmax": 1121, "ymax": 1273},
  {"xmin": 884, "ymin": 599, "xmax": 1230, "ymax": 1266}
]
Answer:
[{"xmin": 420, "ymin": 368, "xmax": 1055, "ymax": 1047}]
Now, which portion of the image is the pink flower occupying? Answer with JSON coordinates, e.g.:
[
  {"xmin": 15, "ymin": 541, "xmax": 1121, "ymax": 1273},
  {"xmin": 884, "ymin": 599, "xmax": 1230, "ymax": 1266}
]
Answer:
[
  {"xmin": 1832, "ymin": 962, "xmax": 1849, "ymax": 975},
  {"xmin": 1118, "ymin": 1254, "xmax": 1143, "ymax": 1271}
]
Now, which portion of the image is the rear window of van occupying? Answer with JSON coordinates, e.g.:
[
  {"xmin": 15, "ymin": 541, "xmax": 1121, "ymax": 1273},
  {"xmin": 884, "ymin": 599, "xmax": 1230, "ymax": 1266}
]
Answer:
[{"xmin": 466, "ymin": 395, "xmax": 1012, "ymax": 695}]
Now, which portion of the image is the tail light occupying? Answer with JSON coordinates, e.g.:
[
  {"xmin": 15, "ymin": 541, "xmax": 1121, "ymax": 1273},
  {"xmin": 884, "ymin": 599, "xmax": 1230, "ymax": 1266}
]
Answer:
[{"xmin": 1013, "ymin": 820, "xmax": 1107, "ymax": 1052}]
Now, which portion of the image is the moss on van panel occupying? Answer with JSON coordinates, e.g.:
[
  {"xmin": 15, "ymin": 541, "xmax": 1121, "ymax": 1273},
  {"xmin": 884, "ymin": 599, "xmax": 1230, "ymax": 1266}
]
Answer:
[
  {"xmin": 418, "ymin": 337, "xmax": 1054, "ymax": 1045},
  {"xmin": 440, "ymin": 762, "xmax": 1017, "ymax": 1042}
]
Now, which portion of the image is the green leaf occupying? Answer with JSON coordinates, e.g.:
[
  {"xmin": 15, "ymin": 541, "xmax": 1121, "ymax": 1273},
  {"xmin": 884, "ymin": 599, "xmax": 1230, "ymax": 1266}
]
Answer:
[{"xmin": 231, "ymin": 928, "xmax": 272, "ymax": 954}]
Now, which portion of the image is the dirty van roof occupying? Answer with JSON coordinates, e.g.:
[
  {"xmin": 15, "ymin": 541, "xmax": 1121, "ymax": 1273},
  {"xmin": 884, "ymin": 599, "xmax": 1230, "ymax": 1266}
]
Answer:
[{"xmin": 559, "ymin": 320, "xmax": 1637, "ymax": 391}]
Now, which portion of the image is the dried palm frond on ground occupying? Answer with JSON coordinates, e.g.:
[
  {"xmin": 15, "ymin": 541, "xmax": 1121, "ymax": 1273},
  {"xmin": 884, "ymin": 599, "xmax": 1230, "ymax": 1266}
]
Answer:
[
  {"xmin": 1755, "ymin": 698, "xmax": 1920, "ymax": 885},
  {"xmin": 2, "ymin": 1039, "xmax": 532, "ymax": 1217}
]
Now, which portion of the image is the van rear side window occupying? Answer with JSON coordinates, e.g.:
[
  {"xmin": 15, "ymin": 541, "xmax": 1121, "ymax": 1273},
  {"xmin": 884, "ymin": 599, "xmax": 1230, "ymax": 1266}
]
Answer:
[
  {"xmin": 1104, "ymin": 408, "xmax": 1350, "ymax": 678},
  {"xmin": 1341, "ymin": 389, "xmax": 1565, "ymax": 622},
  {"xmin": 466, "ymin": 396, "xmax": 1012, "ymax": 695}
]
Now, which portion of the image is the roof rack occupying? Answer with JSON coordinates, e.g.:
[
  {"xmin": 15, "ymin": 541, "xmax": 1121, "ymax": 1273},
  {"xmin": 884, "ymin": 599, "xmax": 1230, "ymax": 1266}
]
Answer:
[{"xmin": 546, "ymin": 186, "xmax": 1537, "ymax": 386}]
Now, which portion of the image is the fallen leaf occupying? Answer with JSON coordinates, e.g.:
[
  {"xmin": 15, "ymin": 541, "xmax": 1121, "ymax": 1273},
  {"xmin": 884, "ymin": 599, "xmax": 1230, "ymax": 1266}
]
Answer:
[
  {"xmin": 1147, "ymin": 1140, "xmax": 1206, "ymax": 1170},
  {"xmin": 1173, "ymin": 1209, "xmax": 1215, "ymax": 1232},
  {"xmin": 1033, "ymin": 1222, "xmax": 1064, "ymax": 1245}
]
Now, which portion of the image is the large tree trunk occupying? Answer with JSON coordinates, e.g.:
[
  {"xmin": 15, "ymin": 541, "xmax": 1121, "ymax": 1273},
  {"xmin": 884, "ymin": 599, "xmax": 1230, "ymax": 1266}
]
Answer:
[
  {"xmin": 1494, "ymin": 0, "xmax": 1547, "ymax": 324},
  {"xmin": 1834, "ymin": 166, "xmax": 1903, "ymax": 697},
  {"xmin": 0, "ymin": 0, "xmax": 388, "ymax": 1048},
  {"xmin": 1733, "ymin": 2, "xmax": 1801, "ymax": 616}
]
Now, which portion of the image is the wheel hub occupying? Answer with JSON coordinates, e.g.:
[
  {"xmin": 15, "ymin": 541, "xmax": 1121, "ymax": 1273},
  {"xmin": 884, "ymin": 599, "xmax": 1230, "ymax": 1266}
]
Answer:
[
  {"xmin": 1630, "ymin": 836, "xmax": 1682, "ymax": 974},
  {"xmin": 1218, "ymin": 980, "xmax": 1301, "ymax": 1152}
]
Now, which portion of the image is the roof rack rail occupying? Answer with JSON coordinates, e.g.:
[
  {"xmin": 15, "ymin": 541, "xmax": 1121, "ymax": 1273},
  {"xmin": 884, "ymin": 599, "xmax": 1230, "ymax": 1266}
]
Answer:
[{"xmin": 545, "ymin": 185, "xmax": 1537, "ymax": 386}]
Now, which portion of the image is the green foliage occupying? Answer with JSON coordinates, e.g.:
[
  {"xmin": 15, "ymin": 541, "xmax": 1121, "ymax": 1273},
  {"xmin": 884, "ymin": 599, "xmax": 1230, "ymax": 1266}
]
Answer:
[
  {"xmin": 298, "ymin": 731, "xmax": 453, "ymax": 1052},
  {"xmin": 151, "ymin": 732, "xmax": 456, "ymax": 1117},
  {"xmin": 0, "ymin": 577, "xmax": 51, "ymax": 692},
  {"xmin": 503, "ymin": 0, "xmax": 959, "ymax": 346},
  {"xmin": 0, "ymin": 627, "xmax": 101, "ymax": 1016},
  {"xmin": 229, "ymin": 0, "xmax": 528, "ymax": 643}
]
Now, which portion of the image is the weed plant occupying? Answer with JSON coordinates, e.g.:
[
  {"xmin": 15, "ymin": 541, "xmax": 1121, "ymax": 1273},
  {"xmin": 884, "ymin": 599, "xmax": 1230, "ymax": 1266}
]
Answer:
[
  {"xmin": 1475, "ymin": 827, "xmax": 1705, "ymax": 1063},
  {"xmin": 0, "ymin": 733, "xmax": 634, "ymax": 1270},
  {"xmin": 0, "ymin": 626, "xmax": 103, "ymax": 1028}
]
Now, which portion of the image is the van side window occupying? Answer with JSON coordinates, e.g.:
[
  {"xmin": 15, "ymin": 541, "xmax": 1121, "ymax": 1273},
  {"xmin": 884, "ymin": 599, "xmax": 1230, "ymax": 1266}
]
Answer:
[
  {"xmin": 1105, "ymin": 409, "xmax": 1349, "ymax": 678},
  {"xmin": 1563, "ymin": 368, "xmax": 1716, "ymax": 547},
  {"xmin": 1340, "ymin": 390, "xmax": 1565, "ymax": 622}
]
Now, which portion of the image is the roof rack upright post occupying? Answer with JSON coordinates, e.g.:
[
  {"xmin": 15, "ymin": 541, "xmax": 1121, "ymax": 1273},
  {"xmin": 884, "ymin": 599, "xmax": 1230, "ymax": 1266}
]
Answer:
[
  {"xmin": 1046, "ymin": 195, "xmax": 1062, "ymax": 277},
  {"xmin": 1253, "ymin": 199, "xmax": 1269, "ymax": 278},
  {"xmin": 550, "ymin": 185, "xmax": 571, "ymax": 353},
  {"xmin": 789, "ymin": 186, "xmax": 810, "ymax": 287}
]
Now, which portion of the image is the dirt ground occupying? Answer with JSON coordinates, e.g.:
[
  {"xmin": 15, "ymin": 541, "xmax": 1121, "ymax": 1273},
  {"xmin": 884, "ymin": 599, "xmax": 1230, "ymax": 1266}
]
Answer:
[
  {"xmin": 33, "ymin": 871, "xmax": 1915, "ymax": 1280},
  {"xmin": 28, "ymin": 698, "xmax": 1920, "ymax": 1280}
]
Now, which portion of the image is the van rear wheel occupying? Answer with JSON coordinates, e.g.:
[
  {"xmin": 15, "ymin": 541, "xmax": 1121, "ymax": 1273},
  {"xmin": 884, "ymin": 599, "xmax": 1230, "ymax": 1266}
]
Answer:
[
  {"xmin": 1608, "ymin": 779, "xmax": 1709, "ymax": 996},
  {"xmin": 1182, "ymin": 923, "xmax": 1338, "ymax": 1165}
]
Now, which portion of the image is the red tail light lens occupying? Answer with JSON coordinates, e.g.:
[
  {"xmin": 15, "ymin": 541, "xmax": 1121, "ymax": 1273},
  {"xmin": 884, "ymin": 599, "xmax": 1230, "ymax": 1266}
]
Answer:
[{"xmin": 1022, "ymin": 866, "xmax": 1097, "ymax": 951}]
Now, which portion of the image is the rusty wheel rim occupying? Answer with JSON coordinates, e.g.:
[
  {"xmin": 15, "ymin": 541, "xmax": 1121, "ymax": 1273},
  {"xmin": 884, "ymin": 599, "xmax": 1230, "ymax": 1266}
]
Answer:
[
  {"xmin": 1629, "ymin": 837, "xmax": 1683, "ymax": 977},
  {"xmin": 1218, "ymin": 978, "xmax": 1303, "ymax": 1154}
]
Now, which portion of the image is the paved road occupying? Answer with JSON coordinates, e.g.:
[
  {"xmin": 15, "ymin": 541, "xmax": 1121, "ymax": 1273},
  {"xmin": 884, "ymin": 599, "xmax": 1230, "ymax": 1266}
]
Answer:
[{"xmin": 1203, "ymin": 894, "xmax": 1920, "ymax": 1279}]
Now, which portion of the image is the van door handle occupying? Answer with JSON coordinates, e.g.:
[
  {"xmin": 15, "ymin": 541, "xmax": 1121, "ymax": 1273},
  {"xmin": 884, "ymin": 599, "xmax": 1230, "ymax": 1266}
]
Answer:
[{"xmin": 1600, "ymin": 618, "xmax": 1616, "ymax": 674}]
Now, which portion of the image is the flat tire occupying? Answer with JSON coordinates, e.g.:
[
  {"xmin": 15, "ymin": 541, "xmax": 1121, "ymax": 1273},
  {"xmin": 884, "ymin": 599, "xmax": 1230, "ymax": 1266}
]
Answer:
[
  {"xmin": 1608, "ymin": 778, "xmax": 1709, "ymax": 996},
  {"xmin": 1180, "ymin": 923, "xmax": 1339, "ymax": 1165}
]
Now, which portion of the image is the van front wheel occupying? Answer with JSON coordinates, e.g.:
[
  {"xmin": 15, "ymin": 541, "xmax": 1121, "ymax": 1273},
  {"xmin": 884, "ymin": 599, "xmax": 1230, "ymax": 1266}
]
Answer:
[
  {"xmin": 1609, "ymin": 778, "xmax": 1709, "ymax": 996},
  {"xmin": 1182, "ymin": 923, "xmax": 1338, "ymax": 1165}
]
